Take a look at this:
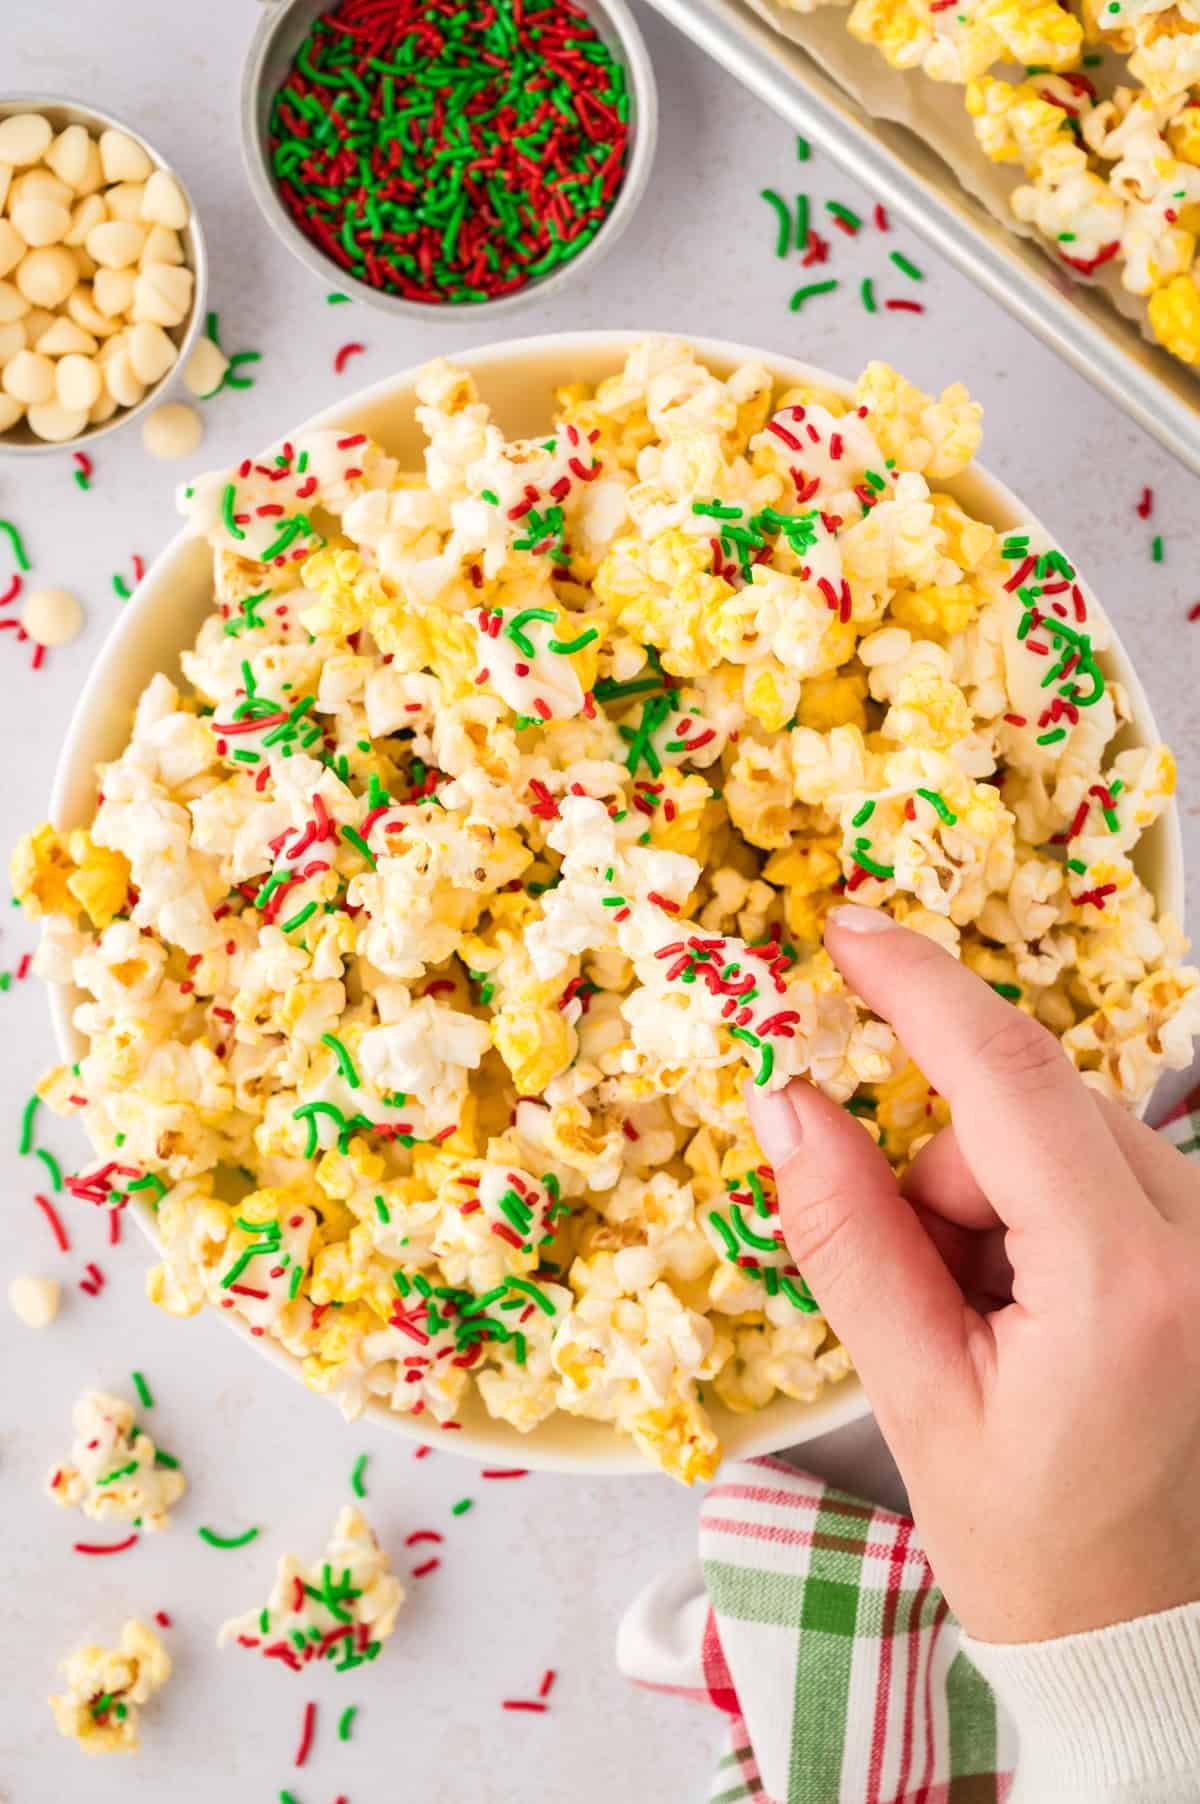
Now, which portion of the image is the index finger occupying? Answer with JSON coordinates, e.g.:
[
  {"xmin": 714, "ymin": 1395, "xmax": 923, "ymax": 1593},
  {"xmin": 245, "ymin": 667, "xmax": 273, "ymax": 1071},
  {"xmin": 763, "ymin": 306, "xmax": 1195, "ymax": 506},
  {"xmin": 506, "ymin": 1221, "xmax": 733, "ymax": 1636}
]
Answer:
[{"xmin": 824, "ymin": 905, "xmax": 1153, "ymax": 1241}]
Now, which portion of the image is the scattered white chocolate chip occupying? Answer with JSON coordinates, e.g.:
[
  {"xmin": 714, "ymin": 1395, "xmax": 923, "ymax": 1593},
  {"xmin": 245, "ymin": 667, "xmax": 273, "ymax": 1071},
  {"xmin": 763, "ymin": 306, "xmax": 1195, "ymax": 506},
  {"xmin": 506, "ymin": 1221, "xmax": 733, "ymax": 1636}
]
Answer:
[
  {"xmin": 182, "ymin": 334, "xmax": 227, "ymax": 397},
  {"xmin": 0, "ymin": 113, "xmax": 54, "ymax": 167},
  {"xmin": 21, "ymin": 584, "xmax": 83, "ymax": 645},
  {"xmin": 142, "ymin": 400, "xmax": 202, "ymax": 459},
  {"xmin": 9, "ymin": 1274, "xmax": 61, "ymax": 1328}
]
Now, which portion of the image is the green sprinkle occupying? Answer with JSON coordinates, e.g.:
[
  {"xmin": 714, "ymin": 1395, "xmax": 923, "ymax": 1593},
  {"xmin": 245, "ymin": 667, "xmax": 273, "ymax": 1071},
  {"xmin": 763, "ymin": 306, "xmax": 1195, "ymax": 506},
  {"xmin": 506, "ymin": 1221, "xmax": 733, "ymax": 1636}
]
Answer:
[
  {"xmin": 915, "ymin": 787, "xmax": 957, "ymax": 826},
  {"xmin": 338, "ymin": 1705, "xmax": 358, "ymax": 1740},
  {"xmin": 1152, "ymin": 535, "xmax": 1164, "ymax": 562},
  {"xmin": 851, "ymin": 799, "xmax": 875, "ymax": 828},
  {"xmin": 321, "ymin": 1032, "xmax": 361, "ymax": 1089},
  {"xmin": 281, "ymin": 901, "xmax": 318, "ymax": 932},
  {"xmin": 861, "ymin": 276, "xmax": 877, "ymax": 313},
  {"xmin": 506, "ymin": 1277, "xmax": 556, "ymax": 1315},
  {"xmin": 0, "ymin": 519, "xmax": 31, "ymax": 572},
  {"xmin": 991, "ymin": 982, "xmax": 1022, "ymax": 1001},
  {"xmin": 18, "ymin": 1093, "xmax": 39, "ymax": 1156},
  {"xmin": 327, "ymin": 292, "xmax": 351, "ymax": 304},
  {"xmin": 131, "ymin": 1371, "xmax": 153, "ymax": 1410},
  {"xmin": 373, "ymin": 1193, "xmax": 390, "ymax": 1224},
  {"xmin": 451, "ymin": 1497, "xmax": 473, "ymax": 1515},
  {"xmin": 34, "ymin": 1147, "xmax": 62, "ymax": 1191},
  {"xmin": 340, "ymin": 824, "xmax": 377, "ymax": 868},
  {"xmin": 825, "ymin": 200, "xmax": 861, "ymax": 231},
  {"xmin": 760, "ymin": 187, "xmax": 791, "ymax": 258},
  {"xmin": 790, "ymin": 279, "xmax": 838, "ymax": 311},
  {"xmin": 796, "ymin": 135, "xmax": 810, "ymax": 161},
  {"xmin": 198, "ymin": 1524, "xmax": 259, "ymax": 1550},
  {"xmin": 351, "ymin": 1452, "xmax": 368, "ymax": 1498},
  {"xmin": 154, "ymin": 1450, "xmax": 180, "ymax": 1470},
  {"xmin": 889, "ymin": 250, "xmax": 924, "ymax": 281},
  {"xmin": 221, "ymin": 483, "xmax": 245, "ymax": 542}
]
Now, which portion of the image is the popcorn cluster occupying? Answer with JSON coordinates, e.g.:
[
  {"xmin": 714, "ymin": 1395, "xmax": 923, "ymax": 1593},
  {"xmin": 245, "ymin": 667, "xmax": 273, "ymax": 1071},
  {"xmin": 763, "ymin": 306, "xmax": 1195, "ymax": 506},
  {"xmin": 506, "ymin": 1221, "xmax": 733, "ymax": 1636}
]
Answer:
[
  {"xmin": 0, "ymin": 110, "xmax": 194, "ymax": 441},
  {"xmin": 17, "ymin": 338, "xmax": 1197, "ymax": 1483},
  {"xmin": 779, "ymin": 0, "xmax": 1200, "ymax": 366}
]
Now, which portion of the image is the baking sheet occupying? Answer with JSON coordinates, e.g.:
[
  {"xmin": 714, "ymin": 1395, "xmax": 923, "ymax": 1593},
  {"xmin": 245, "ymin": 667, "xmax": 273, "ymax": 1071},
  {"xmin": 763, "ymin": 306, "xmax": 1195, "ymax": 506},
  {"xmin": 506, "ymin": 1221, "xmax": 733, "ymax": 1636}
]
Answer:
[{"xmin": 644, "ymin": 0, "xmax": 1200, "ymax": 473}]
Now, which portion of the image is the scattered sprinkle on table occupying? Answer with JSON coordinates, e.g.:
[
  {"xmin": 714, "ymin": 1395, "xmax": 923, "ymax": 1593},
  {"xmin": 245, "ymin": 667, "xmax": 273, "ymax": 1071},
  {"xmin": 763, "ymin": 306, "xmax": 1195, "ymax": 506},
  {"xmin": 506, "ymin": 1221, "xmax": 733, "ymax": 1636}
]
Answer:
[
  {"xmin": 268, "ymin": 0, "xmax": 630, "ymax": 306},
  {"xmin": 154, "ymin": 1611, "xmax": 171, "ymax": 1628},
  {"xmin": 72, "ymin": 451, "xmax": 92, "ymax": 492},
  {"xmin": 874, "ymin": 202, "xmax": 889, "ymax": 230},
  {"xmin": 885, "ymin": 298, "xmax": 925, "ymax": 314},
  {"xmin": 825, "ymin": 200, "xmax": 861, "ymax": 235},
  {"xmin": 405, "ymin": 1530, "xmax": 443, "ymax": 1547},
  {"xmin": 74, "ymin": 1534, "xmax": 138, "ymax": 1555},
  {"xmin": 333, "ymin": 342, "xmax": 366, "ymax": 375},
  {"xmin": 796, "ymin": 135, "xmax": 810, "ymax": 161},
  {"xmin": 197, "ymin": 311, "xmax": 262, "ymax": 393},
  {"xmin": 1188, "ymin": 601, "xmax": 1200, "ymax": 622},
  {"xmin": 0, "ymin": 571, "xmax": 21, "ymax": 606},
  {"xmin": 327, "ymin": 292, "xmax": 350, "ymax": 304},
  {"xmin": 1152, "ymin": 534, "xmax": 1164, "ymax": 562},
  {"xmin": 502, "ymin": 1699, "xmax": 547, "ymax": 1713},
  {"xmin": 35, "ymin": 1147, "xmax": 62, "ymax": 1191},
  {"xmin": 539, "ymin": 1668, "xmax": 556, "ymax": 1698},
  {"xmin": 790, "ymin": 279, "xmax": 838, "ymax": 312},
  {"xmin": 198, "ymin": 1524, "xmax": 260, "ymax": 1549},
  {"xmin": 34, "ymin": 1193, "xmax": 69, "ymax": 1252},
  {"xmin": 19, "ymin": 1092, "xmax": 40, "ymax": 1155},
  {"xmin": 451, "ymin": 1498, "xmax": 473, "ymax": 1516},
  {"xmin": 0, "ymin": 519, "xmax": 31, "ymax": 572},
  {"xmin": 889, "ymin": 250, "xmax": 924, "ymax": 281},
  {"xmin": 78, "ymin": 1261, "xmax": 105, "ymax": 1296},
  {"xmin": 411, "ymin": 1557, "xmax": 440, "ymax": 1578},
  {"xmin": 131, "ymin": 1371, "xmax": 154, "ymax": 1410},
  {"xmin": 861, "ymin": 277, "xmax": 877, "ymax": 313},
  {"xmin": 350, "ymin": 1452, "xmax": 368, "ymax": 1498},
  {"xmin": 760, "ymin": 188, "xmax": 791, "ymax": 258},
  {"xmin": 337, "ymin": 1704, "xmax": 357, "ymax": 1741},
  {"xmin": 1136, "ymin": 485, "xmax": 1154, "ymax": 518},
  {"xmin": 294, "ymin": 1700, "xmax": 317, "ymax": 1767}
]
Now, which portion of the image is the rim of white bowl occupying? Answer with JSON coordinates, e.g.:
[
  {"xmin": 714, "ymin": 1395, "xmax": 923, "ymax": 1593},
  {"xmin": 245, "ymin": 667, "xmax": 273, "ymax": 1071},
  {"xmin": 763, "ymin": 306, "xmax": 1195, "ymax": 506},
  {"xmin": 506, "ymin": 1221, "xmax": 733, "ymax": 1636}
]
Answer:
[
  {"xmin": 47, "ymin": 330, "xmax": 1186, "ymax": 1475},
  {"xmin": 0, "ymin": 93, "xmax": 207, "ymax": 455}
]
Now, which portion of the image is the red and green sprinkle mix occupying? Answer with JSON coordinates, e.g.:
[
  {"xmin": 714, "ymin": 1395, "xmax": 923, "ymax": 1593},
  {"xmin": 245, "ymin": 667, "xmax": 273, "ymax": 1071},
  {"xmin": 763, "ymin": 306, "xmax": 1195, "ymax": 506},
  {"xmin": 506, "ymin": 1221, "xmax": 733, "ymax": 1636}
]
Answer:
[{"xmin": 268, "ymin": 0, "xmax": 630, "ymax": 306}]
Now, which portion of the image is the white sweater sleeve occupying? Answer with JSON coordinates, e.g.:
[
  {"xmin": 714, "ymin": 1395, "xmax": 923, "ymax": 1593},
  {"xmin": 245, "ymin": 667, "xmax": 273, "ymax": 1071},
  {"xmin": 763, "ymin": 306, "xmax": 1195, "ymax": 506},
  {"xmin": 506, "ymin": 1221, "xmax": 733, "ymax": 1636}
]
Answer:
[{"xmin": 962, "ymin": 1603, "xmax": 1200, "ymax": 1804}]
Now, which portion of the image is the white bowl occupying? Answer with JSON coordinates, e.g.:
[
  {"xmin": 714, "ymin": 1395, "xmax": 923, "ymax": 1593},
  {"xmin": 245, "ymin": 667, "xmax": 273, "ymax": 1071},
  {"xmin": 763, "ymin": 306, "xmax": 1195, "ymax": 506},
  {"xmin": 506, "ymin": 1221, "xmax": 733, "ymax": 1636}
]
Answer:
[{"xmin": 47, "ymin": 331, "xmax": 1185, "ymax": 1475}]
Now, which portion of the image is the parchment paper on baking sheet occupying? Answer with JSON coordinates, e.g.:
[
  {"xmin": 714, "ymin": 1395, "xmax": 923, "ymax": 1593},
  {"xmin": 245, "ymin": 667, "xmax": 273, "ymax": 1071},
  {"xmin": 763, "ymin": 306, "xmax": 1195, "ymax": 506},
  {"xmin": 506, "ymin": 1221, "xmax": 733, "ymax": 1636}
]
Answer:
[{"xmin": 741, "ymin": 0, "xmax": 1164, "ymax": 351}]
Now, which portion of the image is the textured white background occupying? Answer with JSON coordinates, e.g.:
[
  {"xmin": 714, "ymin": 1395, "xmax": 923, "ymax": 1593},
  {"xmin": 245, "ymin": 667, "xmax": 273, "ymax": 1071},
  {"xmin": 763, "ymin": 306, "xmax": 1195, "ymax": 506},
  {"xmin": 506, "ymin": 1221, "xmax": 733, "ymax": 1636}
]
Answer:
[{"xmin": 1, "ymin": 1, "xmax": 1197, "ymax": 1800}]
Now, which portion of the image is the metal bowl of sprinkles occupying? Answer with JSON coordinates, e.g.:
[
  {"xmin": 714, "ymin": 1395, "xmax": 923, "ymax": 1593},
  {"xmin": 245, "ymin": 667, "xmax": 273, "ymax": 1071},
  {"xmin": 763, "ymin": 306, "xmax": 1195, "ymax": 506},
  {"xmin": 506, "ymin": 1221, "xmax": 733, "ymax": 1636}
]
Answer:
[{"xmin": 241, "ymin": 0, "xmax": 658, "ymax": 320}]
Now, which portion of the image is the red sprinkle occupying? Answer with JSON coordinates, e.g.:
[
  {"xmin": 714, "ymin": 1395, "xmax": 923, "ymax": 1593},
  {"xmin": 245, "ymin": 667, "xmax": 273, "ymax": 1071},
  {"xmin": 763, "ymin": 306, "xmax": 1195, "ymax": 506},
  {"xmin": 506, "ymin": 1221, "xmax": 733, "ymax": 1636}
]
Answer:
[
  {"xmin": 405, "ymin": 1530, "xmax": 444, "ymax": 1546},
  {"xmin": 885, "ymin": 299, "xmax": 925, "ymax": 314},
  {"xmin": 411, "ymin": 1558, "xmax": 440, "ymax": 1578},
  {"xmin": 74, "ymin": 1535, "xmax": 139, "ymax": 1555},
  {"xmin": 539, "ymin": 1668, "xmax": 557, "ymax": 1697},
  {"xmin": 1136, "ymin": 486, "xmax": 1153, "ymax": 519},
  {"xmin": 873, "ymin": 203, "xmax": 889, "ymax": 230},
  {"xmin": 502, "ymin": 1700, "xmax": 548, "ymax": 1713},
  {"xmin": 34, "ymin": 1193, "xmax": 70, "ymax": 1252},
  {"xmin": 154, "ymin": 1612, "xmax": 171, "ymax": 1628},
  {"xmin": 294, "ymin": 1700, "xmax": 317, "ymax": 1768},
  {"xmin": 334, "ymin": 342, "xmax": 366, "ymax": 374},
  {"xmin": 481, "ymin": 1468, "xmax": 529, "ymax": 1480},
  {"xmin": 0, "ymin": 572, "xmax": 21, "ymax": 607}
]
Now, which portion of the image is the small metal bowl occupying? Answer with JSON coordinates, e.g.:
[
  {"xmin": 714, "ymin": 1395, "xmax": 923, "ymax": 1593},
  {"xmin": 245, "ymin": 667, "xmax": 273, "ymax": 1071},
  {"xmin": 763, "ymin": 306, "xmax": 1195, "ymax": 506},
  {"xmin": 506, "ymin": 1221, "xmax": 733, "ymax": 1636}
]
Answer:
[
  {"xmin": 241, "ymin": 0, "xmax": 658, "ymax": 320},
  {"xmin": 0, "ymin": 94, "xmax": 208, "ymax": 456}
]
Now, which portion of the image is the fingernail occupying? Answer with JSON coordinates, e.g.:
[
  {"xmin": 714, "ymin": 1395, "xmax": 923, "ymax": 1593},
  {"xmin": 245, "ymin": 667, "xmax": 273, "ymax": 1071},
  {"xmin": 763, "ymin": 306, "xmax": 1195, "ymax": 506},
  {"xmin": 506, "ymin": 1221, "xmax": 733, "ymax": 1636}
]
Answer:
[
  {"xmin": 827, "ymin": 904, "xmax": 896, "ymax": 934},
  {"xmin": 746, "ymin": 1084, "xmax": 805, "ymax": 1167}
]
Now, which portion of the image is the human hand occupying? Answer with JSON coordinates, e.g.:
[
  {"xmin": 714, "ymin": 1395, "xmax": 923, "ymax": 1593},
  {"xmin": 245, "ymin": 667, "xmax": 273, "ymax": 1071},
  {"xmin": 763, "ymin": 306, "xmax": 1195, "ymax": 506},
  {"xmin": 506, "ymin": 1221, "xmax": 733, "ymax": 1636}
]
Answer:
[{"xmin": 747, "ymin": 905, "xmax": 1200, "ymax": 1645}]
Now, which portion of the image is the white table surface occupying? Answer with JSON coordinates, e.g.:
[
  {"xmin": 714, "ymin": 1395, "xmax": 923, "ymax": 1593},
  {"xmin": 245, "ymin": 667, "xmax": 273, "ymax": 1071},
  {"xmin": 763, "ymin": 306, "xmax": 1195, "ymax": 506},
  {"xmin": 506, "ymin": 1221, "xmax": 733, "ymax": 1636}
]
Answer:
[{"xmin": 1, "ymin": 2, "xmax": 1197, "ymax": 1800}]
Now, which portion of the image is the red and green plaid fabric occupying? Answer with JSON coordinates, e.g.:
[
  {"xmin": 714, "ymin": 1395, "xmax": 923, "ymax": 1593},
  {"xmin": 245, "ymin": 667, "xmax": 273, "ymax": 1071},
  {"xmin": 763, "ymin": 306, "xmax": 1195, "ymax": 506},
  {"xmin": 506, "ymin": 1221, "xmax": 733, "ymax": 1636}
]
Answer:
[{"xmin": 622, "ymin": 1082, "xmax": 1200, "ymax": 1804}]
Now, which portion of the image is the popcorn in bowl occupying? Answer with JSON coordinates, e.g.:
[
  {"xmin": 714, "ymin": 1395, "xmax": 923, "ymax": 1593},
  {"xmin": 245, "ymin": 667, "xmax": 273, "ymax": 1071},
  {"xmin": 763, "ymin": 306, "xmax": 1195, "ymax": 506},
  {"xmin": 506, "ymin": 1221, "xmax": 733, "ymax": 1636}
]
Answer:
[{"xmin": 18, "ymin": 337, "xmax": 1197, "ymax": 1484}]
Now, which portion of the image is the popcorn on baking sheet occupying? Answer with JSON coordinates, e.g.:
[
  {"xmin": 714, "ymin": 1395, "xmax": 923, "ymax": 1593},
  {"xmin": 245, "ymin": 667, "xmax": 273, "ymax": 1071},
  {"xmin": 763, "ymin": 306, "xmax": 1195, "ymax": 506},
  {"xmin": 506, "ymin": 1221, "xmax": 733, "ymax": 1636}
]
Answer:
[
  {"xmin": 15, "ymin": 337, "xmax": 1197, "ymax": 1484},
  {"xmin": 218, "ymin": 1506, "xmax": 403, "ymax": 1671},
  {"xmin": 49, "ymin": 1619, "xmax": 170, "ymax": 1755}
]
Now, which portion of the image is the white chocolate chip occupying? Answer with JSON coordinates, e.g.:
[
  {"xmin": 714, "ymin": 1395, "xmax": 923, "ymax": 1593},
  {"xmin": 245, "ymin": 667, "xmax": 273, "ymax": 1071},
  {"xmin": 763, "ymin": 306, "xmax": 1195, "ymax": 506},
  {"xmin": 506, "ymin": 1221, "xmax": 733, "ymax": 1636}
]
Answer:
[
  {"xmin": 21, "ymin": 583, "xmax": 83, "ymax": 643},
  {"xmin": 0, "ymin": 114, "xmax": 53, "ymax": 168},
  {"xmin": 182, "ymin": 334, "xmax": 227, "ymax": 397},
  {"xmin": 9, "ymin": 167, "xmax": 73, "ymax": 211},
  {"xmin": 8, "ymin": 1274, "xmax": 60, "ymax": 1327},
  {"xmin": 26, "ymin": 400, "xmax": 89, "ymax": 442},
  {"xmin": 55, "ymin": 352, "xmax": 100, "ymax": 412},
  {"xmin": 142, "ymin": 169, "xmax": 189, "ymax": 230},
  {"xmin": 2, "ymin": 348, "xmax": 54, "ymax": 404},
  {"xmin": 99, "ymin": 128, "xmax": 153, "ymax": 184},
  {"xmin": 37, "ymin": 316, "xmax": 96, "ymax": 356},
  {"xmin": 64, "ymin": 193, "xmax": 107, "ymax": 247},
  {"xmin": 93, "ymin": 266, "xmax": 136, "ymax": 318},
  {"xmin": 45, "ymin": 124, "xmax": 99, "ymax": 194},
  {"xmin": 10, "ymin": 197, "xmax": 70, "ymax": 249},
  {"xmin": 0, "ymin": 393, "xmax": 23, "ymax": 431},
  {"xmin": 103, "ymin": 346, "xmax": 144, "ymax": 409},
  {"xmin": 0, "ymin": 164, "xmax": 10, "ymax": 211},
  {"xmin": 131, "ymin": 261, "xmax": 193, "ymax": 327},
  {"xmin": 0, "ymin": 220, "xmax": 24, "ymax": 280},
  {"xmin": 69, "ymin": 245, "xmax": 97, "ymax": 281},
  {"xmin": 22, "ymin": 306, "xmax": 55, "ymax": 345},
  {"xmin": 127, "ymin": 319, "xmax": 177, "ymax": 386},
  {"xmin": 15, "ymin": 246, "xmax": 76, "ymax": 309},
  {"xmin": 67, "ymin": 286, "xmax": 119, "ymax": 338},
  {"xmin": 0, "ymin": 320, "xmax": 25, "ymax": 366},
  {"xmin": 105, "ymin": 181, "xmax": 147, "ymax": 225},
  {"xmin": 0, "ymin": 280, "xmax": 29, "ymax": 324},
  {"xmin": 88, "ymin": 388, "xmax": 117, "ymax": 424},
  {"xmin": 142, "ymin": 400, "xmax": 202, "ymax": 459},
  {"xmin": 141, "ymin": 224, "xmax": 183, "ymax": 267},
  {"xmin": 86, "ymin": 219, "xmax": 146, "ymax": 270}
]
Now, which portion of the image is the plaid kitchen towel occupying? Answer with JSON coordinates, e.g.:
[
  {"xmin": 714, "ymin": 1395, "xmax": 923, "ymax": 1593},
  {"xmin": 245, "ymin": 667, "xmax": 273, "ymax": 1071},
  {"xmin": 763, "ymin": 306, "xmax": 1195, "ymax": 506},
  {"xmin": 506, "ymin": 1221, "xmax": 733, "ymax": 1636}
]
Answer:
[{"xmin": 618, "ymin": 1083, "xmax": 1200, "ymax": 1804}]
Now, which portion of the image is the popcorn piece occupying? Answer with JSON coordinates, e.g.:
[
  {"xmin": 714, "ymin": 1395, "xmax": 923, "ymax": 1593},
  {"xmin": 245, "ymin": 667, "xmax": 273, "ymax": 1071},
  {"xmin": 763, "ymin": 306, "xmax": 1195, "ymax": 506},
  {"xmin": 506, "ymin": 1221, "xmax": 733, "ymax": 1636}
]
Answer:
[
  {"xmin": 218, "ymin": 1506, "xmax": 403, "ymax": 1670},
  {"xmin": 50, "ymin": 1619, "xmax": 170, "ymax": 1755},
  {"xmin": 48, "ymin": 1390, "xmax": 185, "ymax": 1531}
]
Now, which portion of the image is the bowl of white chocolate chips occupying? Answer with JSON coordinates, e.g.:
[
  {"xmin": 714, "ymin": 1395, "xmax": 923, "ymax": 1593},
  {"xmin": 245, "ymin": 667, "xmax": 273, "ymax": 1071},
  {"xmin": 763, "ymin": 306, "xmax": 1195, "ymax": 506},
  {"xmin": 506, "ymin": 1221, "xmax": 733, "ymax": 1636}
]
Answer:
[{"xmin": 0, "ymin": 96, "xmax": 206, "ymax": 450}]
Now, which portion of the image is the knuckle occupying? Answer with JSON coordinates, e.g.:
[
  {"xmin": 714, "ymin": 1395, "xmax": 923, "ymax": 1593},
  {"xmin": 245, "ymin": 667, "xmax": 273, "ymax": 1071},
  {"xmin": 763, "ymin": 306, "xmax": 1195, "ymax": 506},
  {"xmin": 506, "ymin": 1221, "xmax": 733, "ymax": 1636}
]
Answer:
[
  {"xmin": 972, "ymin": 1011, "xmax": 1066, "ymax": 1093},
  {"xmin": 780, "ymin": 1180, "xmax": 862, "ymax": 1281}
]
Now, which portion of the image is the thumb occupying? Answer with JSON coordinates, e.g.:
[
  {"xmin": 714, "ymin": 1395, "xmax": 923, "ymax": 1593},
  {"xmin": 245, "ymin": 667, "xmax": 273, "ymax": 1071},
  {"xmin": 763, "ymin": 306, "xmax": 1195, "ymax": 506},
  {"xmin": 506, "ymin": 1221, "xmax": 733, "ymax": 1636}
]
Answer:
[{"xmin": 747, "ymin": 1079, "xmax": 979, "ymax": 1441}]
